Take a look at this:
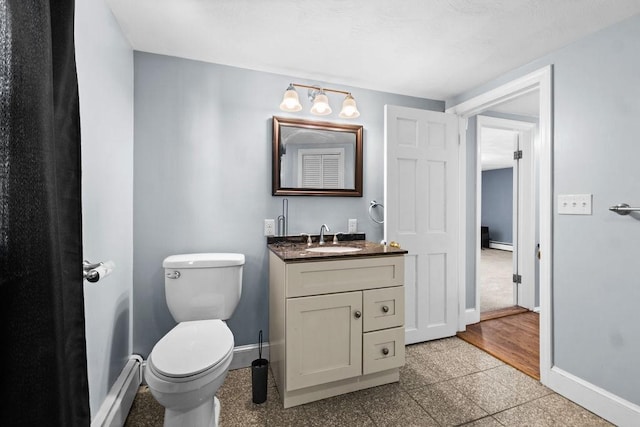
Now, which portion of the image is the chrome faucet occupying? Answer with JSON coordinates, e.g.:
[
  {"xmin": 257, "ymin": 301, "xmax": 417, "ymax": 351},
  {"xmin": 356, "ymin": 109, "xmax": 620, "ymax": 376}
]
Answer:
[{"xmin": 319, "ymin": 224, "xmax": 330, "ymax": 245}]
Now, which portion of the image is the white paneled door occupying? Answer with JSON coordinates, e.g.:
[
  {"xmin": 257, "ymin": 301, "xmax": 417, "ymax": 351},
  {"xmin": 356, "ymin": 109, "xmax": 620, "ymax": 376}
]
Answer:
[{"xmin": 384, "ymin": 105, "xmax": 460, "ymax": 344}]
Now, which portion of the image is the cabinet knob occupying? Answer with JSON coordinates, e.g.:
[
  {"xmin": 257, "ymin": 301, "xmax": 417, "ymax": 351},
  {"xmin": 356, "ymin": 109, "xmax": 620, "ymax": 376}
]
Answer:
[
  {"xmin": 382, "ymin": 305, "xmax": 389, "ymax": 313},
  {"xmin": 354, "ymin": 310, "xmax": 362, "ymax": 319},
  {"xmin": 382, "ymin": 347, "xmax": 389, "ymax": 355}
]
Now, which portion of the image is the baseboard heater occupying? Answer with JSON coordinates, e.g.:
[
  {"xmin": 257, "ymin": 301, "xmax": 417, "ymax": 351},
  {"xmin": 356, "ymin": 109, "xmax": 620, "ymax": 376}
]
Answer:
[
  {"xmin": 91, "ymin": 355, "xmax": 143, "ymax": 427},
  {"xmin": 489, "ymin": 241, "xmax": 513, "ymax": 251}
]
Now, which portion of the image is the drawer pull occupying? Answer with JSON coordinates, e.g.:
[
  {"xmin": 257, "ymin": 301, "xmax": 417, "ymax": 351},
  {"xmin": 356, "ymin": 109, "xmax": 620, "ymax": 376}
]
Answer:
[
  {"xmin": 382, "ymin": 347, "xmax": 389, "ymax": 356},
  {"xmin": 354, "ymin": 310, "xmax": 362, "ymax": 319},
  {"xmin": 382, "ymin": 305, "xmax": 389, "ymax": 313}
]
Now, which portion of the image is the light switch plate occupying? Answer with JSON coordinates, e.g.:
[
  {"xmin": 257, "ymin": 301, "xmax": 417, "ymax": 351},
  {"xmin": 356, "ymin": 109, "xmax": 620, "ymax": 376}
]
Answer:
[
  {"xmin": 348, "ymin": 218, "xmax": 357, "ymax": 233},
  {"xmin": 558, "ymin": 194, "xmax": 592, "ymax": 215}
]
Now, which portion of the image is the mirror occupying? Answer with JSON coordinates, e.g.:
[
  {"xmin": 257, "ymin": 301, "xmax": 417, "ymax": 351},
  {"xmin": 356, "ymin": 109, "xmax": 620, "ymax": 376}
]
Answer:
[{"xmin": 272, "ymin": 116, "xmax": 363, "ymax": 196}]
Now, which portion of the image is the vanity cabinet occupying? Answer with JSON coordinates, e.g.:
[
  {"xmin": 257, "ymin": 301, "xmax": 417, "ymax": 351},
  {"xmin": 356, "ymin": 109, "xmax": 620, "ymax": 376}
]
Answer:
[{"xmin": 269, "ymin": 252, "xmax": 405, "ymax": 408}]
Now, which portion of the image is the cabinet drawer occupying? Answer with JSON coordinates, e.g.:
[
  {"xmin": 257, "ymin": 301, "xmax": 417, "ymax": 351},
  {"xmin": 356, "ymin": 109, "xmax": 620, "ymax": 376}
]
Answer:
[
  {"xmin": 362, "ymin": 327, "xmax": 405, "ymax": 375},
  {"xmin": 363, "ymin": 286, "xmax": 404, "ymax": 332},
  {"xmin": 286, "ymin": 256, "xmax": 404, "ymax": 298}
]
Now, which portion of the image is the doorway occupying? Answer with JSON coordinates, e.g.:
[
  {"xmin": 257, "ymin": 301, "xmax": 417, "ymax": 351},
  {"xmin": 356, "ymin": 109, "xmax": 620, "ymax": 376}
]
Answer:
[
  {"xmin": 447, "ymin": 66, "xmax": 552, "ymax": 384},
  {"xmin": 477, "ymin": 115, "xmax": 537, "ymax": 319}
]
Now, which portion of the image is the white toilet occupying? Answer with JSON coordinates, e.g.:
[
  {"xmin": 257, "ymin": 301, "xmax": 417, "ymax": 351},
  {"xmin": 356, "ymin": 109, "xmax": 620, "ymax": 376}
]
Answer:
[{"xmin": 145, "ymin": 253, "xmax": 245, "ymax": 427}]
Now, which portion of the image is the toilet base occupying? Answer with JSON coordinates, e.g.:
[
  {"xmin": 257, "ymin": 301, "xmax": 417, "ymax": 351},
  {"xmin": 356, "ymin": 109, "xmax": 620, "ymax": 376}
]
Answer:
[{"xmin": 163, "ymin": 396, "xmax": 220, "ymax": 427}]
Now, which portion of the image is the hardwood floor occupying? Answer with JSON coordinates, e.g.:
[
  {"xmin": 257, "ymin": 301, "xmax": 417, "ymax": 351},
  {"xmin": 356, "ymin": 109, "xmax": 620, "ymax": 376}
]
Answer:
[{"xmin": 457, "ymin": 311, "xmax": 540, "ymax": 380}]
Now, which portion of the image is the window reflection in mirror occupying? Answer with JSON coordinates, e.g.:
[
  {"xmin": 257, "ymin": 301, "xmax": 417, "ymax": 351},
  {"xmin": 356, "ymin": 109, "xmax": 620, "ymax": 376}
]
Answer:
[{"xmin": 272, "ymin": 117, "xmax": 363, "ymax": 196}]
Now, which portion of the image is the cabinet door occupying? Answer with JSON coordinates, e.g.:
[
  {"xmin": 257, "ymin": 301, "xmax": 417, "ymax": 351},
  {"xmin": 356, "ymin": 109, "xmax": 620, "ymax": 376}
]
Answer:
[{"xmin": 286, "ymin": 292, "xmax": 362, "ymax": 391}]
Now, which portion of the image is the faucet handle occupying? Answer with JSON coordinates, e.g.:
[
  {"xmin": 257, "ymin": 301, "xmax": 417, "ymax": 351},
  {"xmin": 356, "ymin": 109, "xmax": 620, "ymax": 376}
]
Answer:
[
  {"xmin": 333, "ymin": 232, "xmax": 344, "ymax": 245},
  {"xmin": 300, "ymin": 233, "xmax": 312, "ymax": 246}
]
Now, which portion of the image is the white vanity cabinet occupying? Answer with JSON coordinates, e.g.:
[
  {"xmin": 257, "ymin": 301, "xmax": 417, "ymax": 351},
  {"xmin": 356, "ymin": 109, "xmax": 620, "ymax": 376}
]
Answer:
[{"xmin": 269, "ymin": 252, "xmax": 405, "ymax": 408}]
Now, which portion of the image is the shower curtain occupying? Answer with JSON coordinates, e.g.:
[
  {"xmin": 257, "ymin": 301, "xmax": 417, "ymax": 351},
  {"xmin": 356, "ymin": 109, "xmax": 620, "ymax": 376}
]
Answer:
[{"xmin": 1, "ymin": 0, "xmax": 90, "ymax": 425}]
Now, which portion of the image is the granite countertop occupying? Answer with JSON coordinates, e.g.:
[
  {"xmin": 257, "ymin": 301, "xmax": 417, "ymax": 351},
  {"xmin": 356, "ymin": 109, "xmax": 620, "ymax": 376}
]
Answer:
[{"xmin": 268, "ymin": 238, "xmax": 407, "ymax": 262}]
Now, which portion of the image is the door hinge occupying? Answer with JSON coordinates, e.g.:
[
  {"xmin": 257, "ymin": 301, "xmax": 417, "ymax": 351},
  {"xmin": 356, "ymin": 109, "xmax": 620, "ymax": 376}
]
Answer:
[
  {"xmin": 513, "ymin": 150, "xmax": 523, "ymax": 160},
  {"xmin": 512, "ymin": 274, "xmax": 522, "ymax": 284}
]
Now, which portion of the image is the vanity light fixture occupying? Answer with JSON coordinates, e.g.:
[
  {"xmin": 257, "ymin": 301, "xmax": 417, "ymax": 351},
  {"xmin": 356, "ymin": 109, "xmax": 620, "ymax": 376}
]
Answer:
[
  {"xmin": 279, "ymin": 83, "xmax": 360, "ymax": 118},
  {"xmin": 279, "ymin": 84, "xmax": 302, "ymax": 112}
]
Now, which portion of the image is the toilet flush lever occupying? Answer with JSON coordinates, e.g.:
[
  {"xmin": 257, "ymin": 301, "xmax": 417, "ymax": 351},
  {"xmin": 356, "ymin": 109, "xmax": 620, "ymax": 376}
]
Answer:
[{"xmin": 166, "ymin": 271, "xmax": 181, "ymax": 279}]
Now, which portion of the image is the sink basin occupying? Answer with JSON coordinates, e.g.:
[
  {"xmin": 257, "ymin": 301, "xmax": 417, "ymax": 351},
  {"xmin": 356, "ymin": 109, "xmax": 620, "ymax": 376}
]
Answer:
[{"xmin": 306, "ymin": 246, "xmax": 363, "ymax": 254}]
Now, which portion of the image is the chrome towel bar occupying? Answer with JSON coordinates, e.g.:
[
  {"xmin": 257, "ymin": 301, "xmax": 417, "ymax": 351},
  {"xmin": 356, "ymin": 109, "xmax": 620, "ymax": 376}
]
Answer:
[{"xmin": 609, "ymin": 203, "xmax": 640, "ymax": 215}]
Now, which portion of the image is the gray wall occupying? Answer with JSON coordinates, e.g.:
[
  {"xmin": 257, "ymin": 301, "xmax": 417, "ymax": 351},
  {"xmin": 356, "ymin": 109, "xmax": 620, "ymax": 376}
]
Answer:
[
  {"xmin": 133, "ymin": 52, "xmax": 443, "ymax": 356},
  {"xmin": 481, "ymin": 168, "xmax": 513, "ymax": 244},
  {"xmin": 76, "ymin": 0, "xmax": 134, "ymax": 417},
  {"xmin": 450, "ymin": 14, "xmax": 640, "ymax": 405}
]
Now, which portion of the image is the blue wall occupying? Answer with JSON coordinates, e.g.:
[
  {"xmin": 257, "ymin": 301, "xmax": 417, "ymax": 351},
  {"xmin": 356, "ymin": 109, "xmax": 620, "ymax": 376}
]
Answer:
[
  {"xmin": 450, "ymin": 14, "xmax": 640, "ymax": 406},
  {"xmin": 132, "ymin": 52, "xmax": 443, "ymax": 357},
  {"xmin": 481, "ymin": 168, "xmax": 513, "ymax": 244},
  {"xmin": 76, "ymin": 0, "xmax": 134, "ymax": 417}
]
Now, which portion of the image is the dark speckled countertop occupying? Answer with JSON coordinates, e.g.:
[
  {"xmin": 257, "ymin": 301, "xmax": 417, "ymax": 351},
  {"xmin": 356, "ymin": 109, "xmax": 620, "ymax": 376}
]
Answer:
[{"xmin": 268, "ymin": 236, "xmax": 407, "ymax": 262}]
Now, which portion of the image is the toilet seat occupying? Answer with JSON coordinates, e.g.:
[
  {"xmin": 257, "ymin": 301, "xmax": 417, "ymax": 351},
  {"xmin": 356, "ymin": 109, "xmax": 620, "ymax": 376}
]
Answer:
[{"xmin": 148, "ymin": 319, "xmax": 234, "ymax": 381}]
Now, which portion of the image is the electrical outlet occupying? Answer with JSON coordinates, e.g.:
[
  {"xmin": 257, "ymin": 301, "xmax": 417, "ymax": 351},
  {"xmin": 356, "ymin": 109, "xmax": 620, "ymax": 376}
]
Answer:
[
  {"xmin": 264, "ymin": 219, "xmax": 275, "ymax": 236},
  {"xmin": 348, "ymin": 218, "xmax": 357, "ymax": 233}
]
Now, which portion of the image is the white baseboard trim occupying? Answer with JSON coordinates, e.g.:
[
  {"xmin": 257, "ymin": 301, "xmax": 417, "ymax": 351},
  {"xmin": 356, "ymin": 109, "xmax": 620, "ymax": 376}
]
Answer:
[
  {"xmin": 548, "ymin": 366, "xmax": 640, "ymax": 426},
  {"xmin": 91, "ymin": 355, "xmax": 143, "ymax": 427},
  {"xmin": 229, "ymin": 342, "xmax": 271, "ymax": 370},
  {"xmin": 488, "ymin": 242, "xmax": 513, "ymax": 251},
  {"xmin": 464, "ymin": 308, "xmax": 480, "ymax": 326},
  {"xmin": 533, "ymin": 306, "xmax": 541, "ymax": 313}
]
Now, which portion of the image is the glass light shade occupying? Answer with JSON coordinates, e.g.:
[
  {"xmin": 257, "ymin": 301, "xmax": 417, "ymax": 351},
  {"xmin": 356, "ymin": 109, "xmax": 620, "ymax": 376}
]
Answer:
[
  {"xmin": 279, "ymin": 86, "xmax": 302, "ymax": 112},
  {"xmin": 310, "ymin": 92, "xmax": 332, "ymax": 115},
  {"xmin": 339, "ymin": 94, "xmax": 360, "ymax": 118}
]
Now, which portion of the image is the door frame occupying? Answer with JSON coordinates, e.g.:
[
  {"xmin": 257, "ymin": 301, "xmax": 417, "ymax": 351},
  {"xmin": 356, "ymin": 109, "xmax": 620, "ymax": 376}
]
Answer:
[
  {"xmin": 476, "ymin": 115, "xmax": 537, "ymax": 315},
  {"xmin": 446, "ymin": 65, "xmax": 553, "ymax": 384}
]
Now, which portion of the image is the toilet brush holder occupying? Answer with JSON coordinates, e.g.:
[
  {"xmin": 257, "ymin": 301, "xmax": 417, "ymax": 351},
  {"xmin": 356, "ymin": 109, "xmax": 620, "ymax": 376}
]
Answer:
[{"xmin": 251, "ymin": 330, "xmax": 268, "ymax": 404}]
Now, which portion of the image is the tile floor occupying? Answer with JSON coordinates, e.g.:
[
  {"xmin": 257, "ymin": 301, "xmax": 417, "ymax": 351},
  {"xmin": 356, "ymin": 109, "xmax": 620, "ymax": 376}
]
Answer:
[{"xmin": 124, "ymin": 337, "xmax": 612, "ymax": 426}]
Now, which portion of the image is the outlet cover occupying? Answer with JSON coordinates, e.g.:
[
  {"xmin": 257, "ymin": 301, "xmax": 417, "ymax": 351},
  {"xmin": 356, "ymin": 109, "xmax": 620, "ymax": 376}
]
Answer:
[
  {"xmin": 558, "ymin": 194, "xmax": 592, "ymax": 215},
  {"xmin": 264, "ymin": 219, "xmax": 275, "ymax": 236},
  {"xmin": 348, "ymin": 219, "xmax": 357, "ymax": 233}
]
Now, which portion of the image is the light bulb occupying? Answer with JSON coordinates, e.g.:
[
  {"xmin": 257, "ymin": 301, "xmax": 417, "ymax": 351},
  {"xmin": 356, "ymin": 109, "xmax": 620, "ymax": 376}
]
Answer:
[{"xmin": 339, "ymin": 94, "xmax": 360, "ymax": 118}]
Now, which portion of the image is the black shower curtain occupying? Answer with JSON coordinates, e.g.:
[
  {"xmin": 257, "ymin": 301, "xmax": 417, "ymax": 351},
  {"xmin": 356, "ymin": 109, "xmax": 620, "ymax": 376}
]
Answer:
[{"xmin": 1, "ymin": 0, "xmax": 90, "ymax": 425}]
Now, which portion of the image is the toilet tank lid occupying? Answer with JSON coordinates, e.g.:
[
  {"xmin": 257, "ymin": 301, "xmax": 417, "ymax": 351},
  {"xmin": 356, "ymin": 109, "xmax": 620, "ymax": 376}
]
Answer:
[{"xmin": 163, "ymin": 253, "xmax": 245, "ymax": 268}]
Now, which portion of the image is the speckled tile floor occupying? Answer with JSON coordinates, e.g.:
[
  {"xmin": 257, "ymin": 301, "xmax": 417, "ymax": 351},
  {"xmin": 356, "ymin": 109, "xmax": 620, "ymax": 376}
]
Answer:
[{"xmin": 124, "ymin": 337, "xmax": 612, "ymax": 426}]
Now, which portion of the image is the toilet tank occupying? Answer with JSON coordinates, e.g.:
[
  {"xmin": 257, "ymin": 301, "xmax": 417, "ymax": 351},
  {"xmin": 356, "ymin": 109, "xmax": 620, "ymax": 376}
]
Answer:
[{"xmin": 163, "ymin": 253, "xmax": 244, "ymax": 322}]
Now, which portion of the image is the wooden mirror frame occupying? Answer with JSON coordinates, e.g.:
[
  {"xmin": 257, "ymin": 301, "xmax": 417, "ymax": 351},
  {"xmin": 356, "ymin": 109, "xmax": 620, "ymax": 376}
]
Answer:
[{"xmin": 272, "ymin": 116, "xmax": 363, "ymax": 197}]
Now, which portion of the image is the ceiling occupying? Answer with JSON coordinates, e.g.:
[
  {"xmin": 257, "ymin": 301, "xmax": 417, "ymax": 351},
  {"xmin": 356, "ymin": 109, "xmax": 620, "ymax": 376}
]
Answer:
[
  {"xmin": 106, "ymin": 0, "xmax": 640, "ymax": 100},
  {"xmin": 481, "ymin": 127, "xmax": 518, "ymax": 171}
]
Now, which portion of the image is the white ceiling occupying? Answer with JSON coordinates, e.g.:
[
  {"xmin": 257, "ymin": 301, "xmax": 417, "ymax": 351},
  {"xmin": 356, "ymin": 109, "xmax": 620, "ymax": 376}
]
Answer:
[
  {"xmin": 106, "ymin": 0, "xmax": 640, "ymax": 100},
  {"xmin": 481, "ymin": 127, "xmax": 518, "ymax": 171}
]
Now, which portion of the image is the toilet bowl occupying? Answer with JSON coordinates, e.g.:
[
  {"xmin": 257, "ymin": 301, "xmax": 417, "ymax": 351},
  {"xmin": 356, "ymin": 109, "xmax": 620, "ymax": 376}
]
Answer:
[
  {"xmin": 145, "ymin": 253, "xmax": 244, "ymax": 427},
  {"xmin": 145, "ymin": 319, "xmax": 234, "ymax": 426}
]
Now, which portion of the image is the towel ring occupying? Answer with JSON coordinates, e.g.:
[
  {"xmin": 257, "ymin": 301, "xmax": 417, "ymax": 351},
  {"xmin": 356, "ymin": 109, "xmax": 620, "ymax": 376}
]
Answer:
[{"xmin": 368, "ymin": 200, "xmax": 384, "ymax": 224}]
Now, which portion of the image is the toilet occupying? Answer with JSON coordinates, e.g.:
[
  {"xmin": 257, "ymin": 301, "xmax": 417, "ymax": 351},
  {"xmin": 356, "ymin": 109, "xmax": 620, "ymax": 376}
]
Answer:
[{"xmin": 145, "ymin": 253, "xmax": 245, "ymax": 427}]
